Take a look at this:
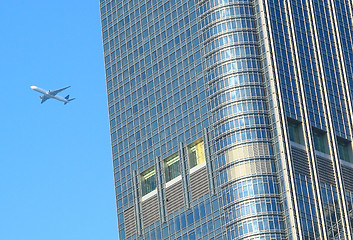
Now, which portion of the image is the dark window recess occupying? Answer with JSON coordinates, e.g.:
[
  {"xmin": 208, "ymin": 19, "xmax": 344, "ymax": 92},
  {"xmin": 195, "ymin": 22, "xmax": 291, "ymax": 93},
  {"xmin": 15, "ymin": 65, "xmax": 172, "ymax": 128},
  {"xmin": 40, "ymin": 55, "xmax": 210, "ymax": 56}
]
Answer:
[
  {"xmin": 337, "ymin": 138, "xmax": 352, "ymax": 163},
  {"xmin": 312, "ymin": 129, "xmax": 329, "ymax": 154},
  {"xmin": 287, "ymin": 119, "xmax": 304, "ymax": 145}
]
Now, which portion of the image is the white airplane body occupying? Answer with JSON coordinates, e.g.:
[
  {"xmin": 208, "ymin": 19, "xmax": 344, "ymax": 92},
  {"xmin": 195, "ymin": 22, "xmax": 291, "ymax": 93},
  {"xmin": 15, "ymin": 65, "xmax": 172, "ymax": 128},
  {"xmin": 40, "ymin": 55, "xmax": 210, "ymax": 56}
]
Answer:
[{"xmin": 31, "ymin": 86, "xmax": 75, "ymax": 104}]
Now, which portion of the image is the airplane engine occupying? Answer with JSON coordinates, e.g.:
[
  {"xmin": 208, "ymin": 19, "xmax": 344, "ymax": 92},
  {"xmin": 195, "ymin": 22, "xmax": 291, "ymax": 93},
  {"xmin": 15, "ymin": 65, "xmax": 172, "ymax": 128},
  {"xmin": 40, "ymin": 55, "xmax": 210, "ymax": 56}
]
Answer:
[{"xmin": 40, "ymin": 96, "xmax": 42, "ymax": 99}]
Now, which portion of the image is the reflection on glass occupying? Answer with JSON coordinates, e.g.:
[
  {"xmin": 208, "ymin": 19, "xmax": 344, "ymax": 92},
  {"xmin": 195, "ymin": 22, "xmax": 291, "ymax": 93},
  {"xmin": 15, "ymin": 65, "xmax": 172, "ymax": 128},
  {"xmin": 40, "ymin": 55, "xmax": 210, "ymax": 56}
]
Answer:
[
  {"xmin": 165, "ymin": 154, "xmax": 180, "ymax": 182},
  {"xmin": 312, "ymin": 129, "xmax": 328, "ymax": 154},
  {"xmin": 188, "ymin": 140, "xmax": 206, "ymax": 169},
  {"xmin": 288, "ymin": 120, "xmax": 304, "ymax": 144},
  {"xmin": 141, "ymin": 167, "xmax": 156, "ymax": 196},
  {"xmin": 337, "ymin": 140, "xmax": 351, "ymax": 163}
]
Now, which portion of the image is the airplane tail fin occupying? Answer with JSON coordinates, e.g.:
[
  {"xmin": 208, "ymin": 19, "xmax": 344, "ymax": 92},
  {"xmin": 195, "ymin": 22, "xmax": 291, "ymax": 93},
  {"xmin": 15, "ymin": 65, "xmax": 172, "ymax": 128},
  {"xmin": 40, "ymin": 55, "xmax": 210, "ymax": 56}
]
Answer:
[{"xmin": 64, "ymin": 95, "xmax": 75, "ymax": 105}]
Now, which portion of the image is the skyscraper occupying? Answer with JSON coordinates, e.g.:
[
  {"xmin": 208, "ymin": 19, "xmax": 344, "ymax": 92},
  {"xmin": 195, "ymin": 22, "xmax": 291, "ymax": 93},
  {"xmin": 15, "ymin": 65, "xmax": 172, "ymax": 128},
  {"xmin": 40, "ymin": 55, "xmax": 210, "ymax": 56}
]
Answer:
[{"xmin": 99, "ymin": 0, "xmax": 353, "ymax": 239}]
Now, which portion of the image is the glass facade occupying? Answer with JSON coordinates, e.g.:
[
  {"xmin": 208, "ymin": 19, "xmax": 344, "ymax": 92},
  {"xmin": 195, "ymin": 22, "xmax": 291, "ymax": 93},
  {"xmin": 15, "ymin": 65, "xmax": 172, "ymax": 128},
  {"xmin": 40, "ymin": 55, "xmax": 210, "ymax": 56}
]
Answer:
[
  {"xmin": 141, "ymin": 167, "xmax": 156, "ymax": 196},
  {"xmin": 164, "ymin": 154, "xmax": 180, "ymax": 182},
  {"xmin": 188, "ymin": 140, "xmax": 205, "ymax": 169},
  {"xmin": 100, "ymin": 0, "xmax": 353, "ymax": 239}
]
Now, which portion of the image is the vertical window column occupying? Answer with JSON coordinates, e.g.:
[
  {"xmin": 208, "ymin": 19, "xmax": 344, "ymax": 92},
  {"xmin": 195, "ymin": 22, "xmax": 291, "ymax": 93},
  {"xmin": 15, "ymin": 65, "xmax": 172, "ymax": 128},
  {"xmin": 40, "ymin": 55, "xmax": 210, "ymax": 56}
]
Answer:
[{"xmin": 179, "ymin": 142, "xmax": 191, "ymax": 208}]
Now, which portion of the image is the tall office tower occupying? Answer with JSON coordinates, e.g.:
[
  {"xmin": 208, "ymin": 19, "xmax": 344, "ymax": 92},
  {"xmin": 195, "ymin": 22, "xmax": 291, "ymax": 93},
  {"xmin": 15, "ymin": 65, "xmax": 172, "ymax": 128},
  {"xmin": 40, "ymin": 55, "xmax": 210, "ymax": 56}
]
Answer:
[{"xmin": 100, "ymin": 0, "xmax": 353, "ymax": 239}]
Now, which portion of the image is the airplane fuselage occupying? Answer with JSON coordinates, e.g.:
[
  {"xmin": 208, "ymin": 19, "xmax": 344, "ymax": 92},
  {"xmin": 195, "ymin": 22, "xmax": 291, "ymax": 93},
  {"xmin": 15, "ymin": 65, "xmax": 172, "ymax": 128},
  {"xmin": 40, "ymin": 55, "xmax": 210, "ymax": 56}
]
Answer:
[{"xmin": 31, "ymin": 86, "xmax": 74, "ymax": 104}]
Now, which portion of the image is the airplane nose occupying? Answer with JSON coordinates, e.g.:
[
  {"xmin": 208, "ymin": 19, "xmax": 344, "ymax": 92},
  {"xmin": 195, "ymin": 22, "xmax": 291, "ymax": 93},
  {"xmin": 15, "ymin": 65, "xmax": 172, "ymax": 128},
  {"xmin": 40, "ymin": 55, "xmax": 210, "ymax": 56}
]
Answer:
[{"xmin": 30, "ymin": 86, "xmax": 37, "ymax": 89}]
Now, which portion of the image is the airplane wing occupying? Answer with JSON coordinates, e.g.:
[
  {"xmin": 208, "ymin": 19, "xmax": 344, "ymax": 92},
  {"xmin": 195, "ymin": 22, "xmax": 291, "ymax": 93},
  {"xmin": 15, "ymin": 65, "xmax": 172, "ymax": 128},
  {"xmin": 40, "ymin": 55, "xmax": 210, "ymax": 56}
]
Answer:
[
  {"xmin": 41, "ymin": 95, "xmax": 49, "ymax": 104},
  {"xmin": 50, "ymin": 86, "xmax": 71, "ymax": 96}
]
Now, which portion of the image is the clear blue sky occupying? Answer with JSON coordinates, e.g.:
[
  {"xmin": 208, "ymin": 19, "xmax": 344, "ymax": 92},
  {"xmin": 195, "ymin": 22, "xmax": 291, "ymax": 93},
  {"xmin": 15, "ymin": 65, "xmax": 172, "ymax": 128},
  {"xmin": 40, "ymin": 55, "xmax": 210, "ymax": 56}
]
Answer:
[{"xmin": 0, "ymin": 1, "xmax": 118, "ymax": 240}]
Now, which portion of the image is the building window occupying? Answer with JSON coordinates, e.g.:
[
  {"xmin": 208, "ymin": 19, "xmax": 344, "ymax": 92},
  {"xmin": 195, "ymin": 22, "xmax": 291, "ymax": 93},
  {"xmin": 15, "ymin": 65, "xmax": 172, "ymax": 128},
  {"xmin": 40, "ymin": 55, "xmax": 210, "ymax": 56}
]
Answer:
[
  {"xmin": 188, "ymin": 139, "xmax": 206, "ymax": 169},
  {"xmin": 312, "ymin": 129, "xmax": 328, "ymax": 154},
  {"xmin": 164, "ymin": 154, "xmax": 180, "ymax": 182},
  {"xmin": 287, "ymin": 119, "xmax": 304, "ymax": 144},
  {"xmin": 141, "ymin": 167, "xmax": 156, "ymax": 196},
  {"xmin": 337, "ymin": 139, "xmax": 352, "ymax": 163}
]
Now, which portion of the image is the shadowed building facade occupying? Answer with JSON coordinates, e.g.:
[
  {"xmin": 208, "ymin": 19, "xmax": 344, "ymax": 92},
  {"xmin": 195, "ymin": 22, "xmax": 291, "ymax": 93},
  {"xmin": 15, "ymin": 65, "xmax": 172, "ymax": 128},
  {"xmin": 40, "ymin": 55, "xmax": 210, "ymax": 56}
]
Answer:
[{"xmin": 100, "ymin": 0, "xmax": 353, "ymax": 239}]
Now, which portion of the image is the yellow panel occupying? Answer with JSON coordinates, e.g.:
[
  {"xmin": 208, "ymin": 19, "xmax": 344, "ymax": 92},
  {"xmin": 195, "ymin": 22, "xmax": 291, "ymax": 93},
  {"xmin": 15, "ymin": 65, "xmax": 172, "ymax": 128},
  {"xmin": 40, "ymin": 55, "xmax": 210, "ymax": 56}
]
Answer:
[
  {"xmin": 196, "ymin": 141, "xmax": 205, "ymax": 164},
  {"xmin": 227, "ymin": 160, "xmax": 271, "ymax": 180}
]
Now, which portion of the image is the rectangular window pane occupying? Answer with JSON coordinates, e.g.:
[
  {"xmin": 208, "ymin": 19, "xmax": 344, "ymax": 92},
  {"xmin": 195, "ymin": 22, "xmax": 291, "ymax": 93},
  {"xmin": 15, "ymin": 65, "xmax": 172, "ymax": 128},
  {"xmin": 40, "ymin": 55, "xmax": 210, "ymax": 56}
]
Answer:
[
  {"xmin": 141, "ymin": 168, "xmax": 156, "ymax": 196},
  {"xmin": 312, "ymin": 129, "xmax": 328, "ymax": 154},
  {"xmin": 288, "ymin": 119, "xmax": 304, "ymax": 144},
  {"xmin": 337, "ymin": 140, "xmax": 352, "ymax": 163},
  {"xmin": 188, "ymin": 139, "xmax": 206, "ymax": 169},
  {"xmin": 165, "ymin": 154, "xmax": 180, "ymax": 182}
]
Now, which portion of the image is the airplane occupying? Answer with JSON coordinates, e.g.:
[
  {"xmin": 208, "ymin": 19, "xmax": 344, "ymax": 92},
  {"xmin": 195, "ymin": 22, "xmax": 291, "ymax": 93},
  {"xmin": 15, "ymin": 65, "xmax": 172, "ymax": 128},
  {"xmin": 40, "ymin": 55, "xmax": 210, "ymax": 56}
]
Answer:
[{"xmin": 31, "ymin": 85, "xmax": 75, "ymax": 104}]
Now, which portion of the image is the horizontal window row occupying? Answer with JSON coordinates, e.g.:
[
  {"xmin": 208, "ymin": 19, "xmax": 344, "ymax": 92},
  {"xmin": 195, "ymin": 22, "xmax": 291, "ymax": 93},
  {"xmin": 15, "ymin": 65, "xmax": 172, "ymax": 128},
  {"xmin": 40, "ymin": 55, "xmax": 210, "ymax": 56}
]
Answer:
[
  {"xmin": 141, "ymin": 139, "xmax": 206, "ymax": 196},
  {"xmin": 207, "ymin": 58, "xmax": 260, "ymax": 80},
  {"xmin": 112, "ymin": 95, "xmax": 199, "ymax": 121},
  {"xmin": 222, "ymin": 177, "xmax": 278, "ymax": 202},
  {"xmin": 214, "ymin": 128, "xmax": 271, "ymax": 152},
  {"xmin": 213, "ymin": 114, "xmax": 269, "ymax": 138},
  {"xmin": 201, "ymin": 5, "xmax": 253, "ymax": 28},
  {"xmin": 224, "ymin": 198, "xmax": 281, "ymax": 222},
  {"xmin": 227, "ymin": 216, "xmax": 283, "ymax": 238},
  {"xmin": 200, "ymin": 0, "xmax": 252, "ymax": 15},
  {"xmin": 209, "ymin": 73, "xmax": 262, "ymax": 95},
  {"xmin": 111, "ymin": 122, "xmax": 205, "ymax": 171},
  {"xmin": 206, "ymin": 45, "xmax": 258, "ymax": 67},
  {"xmin": 210, "ymin": 86, "xmax": 264, "ymax": 108},
  {"xmin": 203, "ymin": 19, "xmax": 255, "ymax": 41},
  {"xmin": 288, "ymin": 118, "xmax": 352, "ymax": 163},
  {"xmin": 204, "ymin": 31, "xmax": 257, "ymax": 55},
  {"xmin": 212, "ymin": 100, "xmax": 268, "ymax": 122}
]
